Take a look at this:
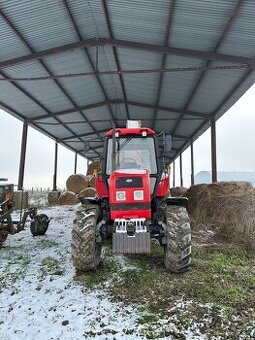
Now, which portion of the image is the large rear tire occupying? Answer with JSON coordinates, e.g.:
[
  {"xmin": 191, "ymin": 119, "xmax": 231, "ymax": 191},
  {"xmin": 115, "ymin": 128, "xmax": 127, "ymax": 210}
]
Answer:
[
  {"xmin": 164, "ymin": 205, "xmax": 191, "ymax": 273},
  {"xmin": 71, "ymin": 203, "xmax": 101, "ymax": 272}
]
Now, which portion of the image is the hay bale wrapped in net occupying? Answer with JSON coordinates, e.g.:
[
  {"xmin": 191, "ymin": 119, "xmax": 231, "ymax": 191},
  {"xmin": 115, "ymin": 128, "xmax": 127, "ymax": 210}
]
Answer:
[
  {"xmin": 58, "ymin": 191, "xmax": 79, "ymax": 205},
  {"xmin": 66, "ymin": 174, "xmax": 89, "ymax": 194},
  {"xmin": 186, "ymin": 181, "xmax": 255, "ymax": 250},
  {"xmin": 196, "ymin": 181, "xmax": 253, "ymax": 225},
  {"xmin": 214, "ymin": 189, "xmax": 255, "ymax": 250},
  {"xmin": 79, "ymin": 187, "xmax": 97, "ymax": 198},
  {"xmin": 170, "ymin": 186, "xmax": 188, "ymax": 197}
]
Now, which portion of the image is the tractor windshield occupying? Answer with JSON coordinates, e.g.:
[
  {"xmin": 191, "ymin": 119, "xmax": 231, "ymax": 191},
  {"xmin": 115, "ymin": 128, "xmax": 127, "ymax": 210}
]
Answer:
[{"xmin": 106, "ymin": 137, "xmax": 157, "ymax": 175}]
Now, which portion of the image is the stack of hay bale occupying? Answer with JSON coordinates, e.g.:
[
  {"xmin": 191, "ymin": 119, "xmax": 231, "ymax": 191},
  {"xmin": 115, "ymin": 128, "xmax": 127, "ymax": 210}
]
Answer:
[
  {"xmin": 186, "ymin": 181, "xmax": 255, "ymax": 250},
  {"xmin": 58, "ymin": 161, "xmax": 101, "ymax": 205},
  {"xmin": 58, "ymin": 174, "xmax": 97, "ymax": 206}
]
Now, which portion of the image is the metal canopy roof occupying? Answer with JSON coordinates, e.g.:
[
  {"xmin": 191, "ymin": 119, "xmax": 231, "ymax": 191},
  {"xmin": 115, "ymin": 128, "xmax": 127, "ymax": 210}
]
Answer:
[{"xmin": 0, "ymin": 0, "xmax": 255, "ymax": 162}]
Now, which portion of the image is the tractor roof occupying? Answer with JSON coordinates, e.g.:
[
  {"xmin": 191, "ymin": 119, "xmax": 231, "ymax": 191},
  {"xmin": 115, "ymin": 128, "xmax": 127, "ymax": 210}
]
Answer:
[{"xmin": 106, "ymin": 128, "xmax": 155, "ymax": 137}]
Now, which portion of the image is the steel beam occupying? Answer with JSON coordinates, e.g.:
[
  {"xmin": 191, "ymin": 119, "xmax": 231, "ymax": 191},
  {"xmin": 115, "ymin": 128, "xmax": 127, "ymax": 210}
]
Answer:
[
  {"xmin": 62, "ymin": 0, "xmax": 115, "ymax": 122},
  {"xmin": 172, "ymin": 68, "xmax": 253, "ymax": 163},
  {"xmin": 153, "ymin": 0, "xmax": 175, "ymax": 130},
  {"xmin": 101, "ymin": 0, "xmax": 130, "ymax": 119},
  {"xmin": 0, "ymin": 37, "xmax": 252, "ymax": 71},
  {"xmin": 0, "ymin": 9, "xmax": 103, "ymax": 146},
  {"xmin": 62, "ymin": 129, "xmax": 188, "ymax": 142},
  {"xmin": 53, "ymin": 142, "xmax": 58, "ymax": 191},
  {"xmin": 0, "ymin": 64, "xmax": 250, "ymax": 82},
  {"xmin": 171, "ymin": 0, "xmax": 244, "ymax": 136},
  {"xmin": 30, "ymin": 98, "xmax": 208, "ymax": 122},
  {"xmin": 190, "ymin": 140, "xmax": 194, "ymax": 186},
  {"xmin": 18, "ymin": 122, "xmax": 28, "ymax": 190},
  {"xmin": 211, "ymin": 119, "xmax": 217, "ymax": 183},
  {"xmin": 179, "ymin": 154, "xmax": 183, "ymax": 187}
]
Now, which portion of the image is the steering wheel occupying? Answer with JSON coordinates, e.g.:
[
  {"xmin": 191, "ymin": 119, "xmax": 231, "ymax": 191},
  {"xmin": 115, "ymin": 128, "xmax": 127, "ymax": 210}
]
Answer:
[{"xmin": 122, "ymin": 157, "xmax": 139, "ymax": 168}]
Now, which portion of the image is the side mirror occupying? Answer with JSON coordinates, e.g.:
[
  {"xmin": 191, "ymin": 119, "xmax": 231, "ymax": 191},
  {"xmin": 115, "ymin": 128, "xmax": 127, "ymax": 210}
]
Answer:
[{"xmin": 164, "ymin": 134, "xmax": 172, "ymax": 152}]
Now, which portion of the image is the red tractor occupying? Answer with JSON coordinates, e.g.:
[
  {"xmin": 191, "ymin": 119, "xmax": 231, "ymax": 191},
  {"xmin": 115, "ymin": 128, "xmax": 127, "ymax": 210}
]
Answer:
[{"xmin": 71, "ymin": 122, "xmax": 191, "ymax": 273}]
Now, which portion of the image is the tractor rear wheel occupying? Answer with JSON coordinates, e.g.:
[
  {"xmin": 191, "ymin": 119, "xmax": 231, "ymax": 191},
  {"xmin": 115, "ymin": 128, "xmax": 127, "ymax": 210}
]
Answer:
[
  {"xmin": 71, "ymin": 203, "xmax": 101, "ymax": 271},
  {"xmin": 164, "ymin": 205, "xmax": 191, "ymax": 273}
]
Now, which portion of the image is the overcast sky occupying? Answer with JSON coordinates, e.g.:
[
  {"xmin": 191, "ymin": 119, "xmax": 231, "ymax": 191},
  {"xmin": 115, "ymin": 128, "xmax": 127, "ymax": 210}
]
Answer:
[{"xmin": 0, "ymin": 83, "xmax": 255, "ymax": 189}]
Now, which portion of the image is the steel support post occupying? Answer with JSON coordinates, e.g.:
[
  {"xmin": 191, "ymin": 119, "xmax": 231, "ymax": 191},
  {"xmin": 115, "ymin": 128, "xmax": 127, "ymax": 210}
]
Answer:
[
  {"xmin": 211, "ymin": 119, "xmax": 217, "ymax": 182},
  {"xmin": 53, "ymin": 142, "xmax": 58, "ymax": 191},
  {"xmin": 18, "ymin": 121, "xmax": 28, "ymax": 190},
  {"xmin": 74, "ymin": 152, "xmax": 77, "ymax": 174},
  {"xmin": 86, "ymin": 158, "xmax": 90, "ymax": 175},
  {"xmin": 190, "ymin": 140, "xmax": 194, "ymax": 186},
  {"xmin": 172, "ymin": 161, "xmax": 176, "ymax": 188},
  {"xmin": 180, "ymin": 154, "xmax": 183, "ymax": 187}
]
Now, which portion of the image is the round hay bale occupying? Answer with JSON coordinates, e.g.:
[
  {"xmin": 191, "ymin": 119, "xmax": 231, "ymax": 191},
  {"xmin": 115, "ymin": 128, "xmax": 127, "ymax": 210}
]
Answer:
[
  {"xmin": 66, "ymin": 174, "xmax": 89, "ymax": 194},
  {"xmin": 186, "ymin": 181, "xmax": 255, "ymax": 236},
  {"xmin": 185, "ymin": 184, "xmax": 208, "ymax": 215},
  {"xmin": 170, "ymin": 186, "xmax": 188, "ymax": 197},
  {"xmin": 213, "ymin": 187, "xmax": 255, "ymax": 250},
  {"xmin": 58, "ymin": 191, "xmax": 79, "ymax": 205},
  {"xmin": 87, "ymin": 161, "xmax": 101, "ymax": 176},
  {"xmin": 79, "ymin": 187, "xmax": 97, "ymax": 198}
]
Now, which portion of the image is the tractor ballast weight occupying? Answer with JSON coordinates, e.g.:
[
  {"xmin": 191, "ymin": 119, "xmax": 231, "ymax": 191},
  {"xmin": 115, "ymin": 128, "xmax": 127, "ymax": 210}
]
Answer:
[
  {"xmin": 0, "ymin": 182, "xmax": 50, "ymax": 245},
  {"xmin": 71, "ymin": 122, "xmax": 191, "ymax": 273}
]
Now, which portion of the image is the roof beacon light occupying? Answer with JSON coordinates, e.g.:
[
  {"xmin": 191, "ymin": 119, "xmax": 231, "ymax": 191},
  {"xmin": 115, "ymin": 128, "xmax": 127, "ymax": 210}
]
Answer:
[
  {"xmin": 142, "ymin": 130, "xmax": 147, "ymax": 137},
  {"xmin": 115, "ymin": 131, "xmax": 120, "ymax": 137},
  {"xmin": 126, "ymin": 120, "xmax": 141, "ymax": 128}
]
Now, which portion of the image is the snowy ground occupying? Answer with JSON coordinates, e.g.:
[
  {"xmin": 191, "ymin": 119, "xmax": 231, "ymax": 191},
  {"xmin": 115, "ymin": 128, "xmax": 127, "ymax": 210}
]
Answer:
[
  {"xmin": 1, "ymin": 204, "xmax": 254, "ymax": 339},
  {"xmin": 0, "ymin": 205, "xmax": 206, "ymax": 340},
  {"xmin": 0, "ymin": 206, "xmax": 138, "ymax": 339}
]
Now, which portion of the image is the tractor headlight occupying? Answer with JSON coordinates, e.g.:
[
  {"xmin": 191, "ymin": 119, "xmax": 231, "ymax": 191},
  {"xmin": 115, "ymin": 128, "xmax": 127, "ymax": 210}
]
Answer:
[
  {"xmin": 116, "ymin": 191, "xmax": 126, "ymax": 201},
  {"xmin": 134, "ymin": 190, "xmax": 144, "ymax": 200}
]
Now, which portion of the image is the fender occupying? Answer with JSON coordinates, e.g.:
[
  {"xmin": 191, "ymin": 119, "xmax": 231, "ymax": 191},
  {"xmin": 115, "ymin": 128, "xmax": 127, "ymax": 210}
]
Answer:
[
  {"xmin": 165, "ymin": 196, "xmax": 188, "ymax": 210},
  {"xmin": 78, "ymin": 196, "xmax": 101, "ymax": 205}
]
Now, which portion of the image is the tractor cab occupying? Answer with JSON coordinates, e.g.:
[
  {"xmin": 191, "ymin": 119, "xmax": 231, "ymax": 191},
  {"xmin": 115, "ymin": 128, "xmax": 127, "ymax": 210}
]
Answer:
[{"xmin": 104, "ymin": 126, "xmax": 159, "ymax": 192}]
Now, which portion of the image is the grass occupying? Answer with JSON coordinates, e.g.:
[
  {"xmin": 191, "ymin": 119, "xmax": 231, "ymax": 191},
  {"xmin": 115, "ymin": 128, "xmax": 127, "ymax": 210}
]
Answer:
[
  {"xmin": 0, "ymin": 247, "xmax": 31, "ymax": 293},
  {"xmin": 76, "ymin": 242, "xmax": 255, "ymax": 309},
  {"xmin": 39, "ymin": 256, "xmax": 65, "ymax": 276},
  {"xmin": 75, "ymin": 240, "xmax": 255, "ymax": 338},
  {"xmin": 37, "ymin": 239, "xmax": 60, "ymax": 249}
]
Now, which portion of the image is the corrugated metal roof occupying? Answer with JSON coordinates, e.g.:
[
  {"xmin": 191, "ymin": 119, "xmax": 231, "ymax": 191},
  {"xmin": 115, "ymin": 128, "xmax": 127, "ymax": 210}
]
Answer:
[{"xmin": 0, "ymin": 0, "xmax": 254, "ymax": 162}]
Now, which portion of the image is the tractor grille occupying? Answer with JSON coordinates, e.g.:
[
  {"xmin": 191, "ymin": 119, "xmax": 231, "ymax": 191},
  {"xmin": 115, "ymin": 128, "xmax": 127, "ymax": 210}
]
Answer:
[
  {"xmin": 111, "ymin": 202, "xmax": 150, "ymax": 211},
  {"xmin": 116, "ymin": 176, "xmax": 143, "ymax": 188}
]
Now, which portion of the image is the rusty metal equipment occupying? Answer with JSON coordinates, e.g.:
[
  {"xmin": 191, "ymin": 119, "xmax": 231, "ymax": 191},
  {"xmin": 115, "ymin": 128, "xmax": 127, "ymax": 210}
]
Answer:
[{"xmin": 0, "ymin": 180, "xmax": 50, "ymax": 246}]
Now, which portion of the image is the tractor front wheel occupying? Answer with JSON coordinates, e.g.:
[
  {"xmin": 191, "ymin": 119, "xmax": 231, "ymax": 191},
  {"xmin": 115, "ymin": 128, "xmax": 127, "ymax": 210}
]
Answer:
[
  {"xmin": 71, "ymin": 203, "xmax": 101, "ymax": 272},
  {"xmin": 164, "ymin": 205, "xmax": 191, "ymax": 273}
]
